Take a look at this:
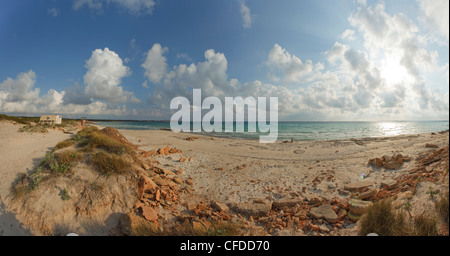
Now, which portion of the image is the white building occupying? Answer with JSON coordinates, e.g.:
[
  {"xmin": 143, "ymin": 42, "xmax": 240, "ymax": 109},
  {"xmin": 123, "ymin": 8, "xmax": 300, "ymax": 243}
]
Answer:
[{"xmin": 39, "ymin": 115, "xmax": 62, "ymax": 125}]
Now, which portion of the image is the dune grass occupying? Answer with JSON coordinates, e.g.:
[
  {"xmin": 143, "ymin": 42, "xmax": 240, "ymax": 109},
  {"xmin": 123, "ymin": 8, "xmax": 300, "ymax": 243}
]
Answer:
[{"xmin": 90, "ymin": 151, "xmax": 130, "ymax": 175}]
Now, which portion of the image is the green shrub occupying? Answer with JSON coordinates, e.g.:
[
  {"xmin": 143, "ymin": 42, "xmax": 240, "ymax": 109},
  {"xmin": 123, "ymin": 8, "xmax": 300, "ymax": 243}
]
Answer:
[
  {"xmin": 60, "ymin": 188, "xmax": 71, "ymax": 201},
  {"xmin": 56, "ymin": 150, "xmax": 83, "ymax": 166},
  {"xmin": 53, "ymin": 139, "xmax": 76, "ymax": 151},
  {"xmin": 90, "ymin": 151, "xmax": 130, "ymax": 175}
]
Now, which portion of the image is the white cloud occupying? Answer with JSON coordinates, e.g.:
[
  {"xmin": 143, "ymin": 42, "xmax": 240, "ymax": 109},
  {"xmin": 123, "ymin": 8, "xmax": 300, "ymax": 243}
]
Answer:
[
  {"xmin": 266, "ymin": 44, "xmax": 314, "ymax": 83},
  {"xmin": 73, "ymin": 0, "xmax": 155, "ymax": 14},
  {"xmin": 142, "ymin": 43, "xmax": 168, "ymax": 84},
  {"xmin": 0, "ymin": 70, "xmax": 40, "ymax": 103},
  {"xmin": 239, "ymin": 1, "xmax": 253, "ymax": 29},
  {"xmin": 341, "ymin": 29, "xmax": 356, "ymax": 41},
  {"xmin": 83, "ymin": 47, "xmax": 140, "ymax": 103},
  {"xmin": 0, "ymin": 70, "xmax": 135, "ymax": 117},
  {"xmin": 419, "ymin": 0, "xmax": 449, "ymax": 40}
]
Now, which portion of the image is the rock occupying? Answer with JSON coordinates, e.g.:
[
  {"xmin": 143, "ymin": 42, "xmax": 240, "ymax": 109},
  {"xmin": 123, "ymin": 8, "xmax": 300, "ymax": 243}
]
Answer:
[
  {"xmin": 152, "ymin": 176, "xmax": 177, "ymax": 188},
  {"xmin": 139, "ymin": 176, "xmax": 158, "ymax": 199},
  {"xmin": 358, "ymin": 189, "xmax": 376, "ymax": 200},
  {"xmin": 319, "ymin": 224, "xmax": 330, "ymax": 233},
  {"xmin": 142, "ymin": 162, "xmax": 151, "ymax": 170},
  {"xmin": 305, "ymin": 195, "xmax": 322, "ymax": 206},
  {"xmin": 347, "ymin": 211, "xmax": 361, "ymax": 222},
  {"xmin": 210, "ymin": 200, "xmax": 229, "ymax": 212},
  {"xmin": 272, "ymin": 197, "xmax": 302, "ymax": 210},
  {"xmin": 229, "ymin": 202, "xmax": 272, "ymax": 218},
  {"xmin": 425, "ymin": 144, "xmax": 439, "ymax": 148},
  {"xmin": 349, "ymin": 199, "xmax": 372, "ymax": 215},
  {"xmin": 384, "ymin": 161, "xmax": 401, "ymax": 170},
  {"xmin": 172, "ymin": 177, "xmax": 183, "ymax": 184},
  {"xmin": 119, "ymin": 212, "xmax": 158, "ymax": 235},
  {"xmin": 382, "ymin": 155, "xmax": 392, "ymax": 162},
  {"xmin": 309, "ymin": 204, "xmax": 338, "ymax": 224},
  {"xmin": 337, "ymin": 209, "xmax": 347, "ymax": 220},
  {"xmin": 344, "ymin": 180, "xmax": 373, "ymax": 192},
  {"xmin": 141, "ymin": 205, "xmax": 158, "ymax": 221},
  {"xmin": 185, "ymin": 178, "xmax": 194, "ymax": 186},
  {"xmin": 155, "ymin": 167, "xmax": 176, "ymax": 176},
  {"xmin": 380, "ymin": 179, "xmax": 397, "ymax": 190},
  {"xmin": 179, "ymin": 157, "xmax": 185, "ymax": 162}
]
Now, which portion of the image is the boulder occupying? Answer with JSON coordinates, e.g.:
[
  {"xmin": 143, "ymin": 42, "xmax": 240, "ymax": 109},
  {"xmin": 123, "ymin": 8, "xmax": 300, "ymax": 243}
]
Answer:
[
  {"xmin": 229, "ymin": 202, "xmax": 272, "ymax": 218},
  {"xmin": 358, "ymin": 189, "xmax": 376, "ymax": 200},
  {"xmin": 210, "ymin": 200, "xmax": 229, "ymax": 212},
  {"xmin": 349, "ymin": 199, "xmax": 372, "ymax": 215},
  {"xmin": 344, "ymin": 180, "xmax": 373, "ymax": 192},
  {"xmin": 380, "ymin": 179, "xmax": 397, "ymax": 190},
  {"xmin": 309, "ymin": 204, "xmax": 338, "ymax": 224},
  {"xmin": 384, "ymin": 161, "xmax": 401, "ymax": 170},
  {"xmin": 272, "ymin": 197, "xmax": 302, "ymax": 210}
]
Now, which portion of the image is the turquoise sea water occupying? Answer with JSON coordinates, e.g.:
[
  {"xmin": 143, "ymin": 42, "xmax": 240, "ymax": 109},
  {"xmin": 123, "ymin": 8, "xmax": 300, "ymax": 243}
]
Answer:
[{"xmin": 95, "ymin": 121, "xmax": 449, "ymax": 141}]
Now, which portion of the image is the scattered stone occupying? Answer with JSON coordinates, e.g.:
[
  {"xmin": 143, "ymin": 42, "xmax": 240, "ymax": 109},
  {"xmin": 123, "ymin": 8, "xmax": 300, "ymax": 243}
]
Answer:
[
  {"xmin": 141, "ymin": 205, "xmax": 158, "ymax": 221},
  {"xmin": 272, "ymin": 197, "xmax": 302, "ymax": 210},
  {"xmin": 309, "ymin": 204, "xmax": 338, "ymax": 223},
  {"xmin": 172, "ymin": 177, "xmax": 183, "ymax": 184},
  {"xmin": 229, "ymin": 202, "xmax": 272, "ymax": 218},
  {"xmin": 380, "ymin": 180, "xmax": 397, "ymax": 190},
  {"xmin": 344, "ymin": 180, "xmax": 373, "ymax": 192},
  {"xmin": 186, "ymin": 178, "xmax": 194, "ymax": 186},
  {"xmin": 384, "ymin": 161, "xmax": 401, "ymax": 170},
  {"xmin": 319, "ymin": 224, "xmax": 330, "ymax": 233},
  {"xmin": 425, "ymin": 144, "xmax": 439, "ymax": 148},
  {"xmin": 358, "ymin": 189, "xmax": 376, "ymax": 200},
  {"xmin": 210, "ymin": 200, "xmax": 229, "ymax": 212},
  {"xmin": 179, "ymin": 157, "xmax": 185, "ymax": 162},
  {"xmin": 142, "ymin": 162, "xmax": 152, "ymax": 170},
  {"xmin": 349, "ymin": 199, "xmax": 372, "ymax": 215}
]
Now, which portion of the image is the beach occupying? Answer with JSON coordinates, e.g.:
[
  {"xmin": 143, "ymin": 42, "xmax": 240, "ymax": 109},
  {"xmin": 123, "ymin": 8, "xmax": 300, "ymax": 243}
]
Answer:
[
  {"xmin": 0, "ymin": 120, "xmax": 448, "ymax": 236},
  {"xmin": 118, "ymin": 127, "xmax": 449, "ymax": 205}
]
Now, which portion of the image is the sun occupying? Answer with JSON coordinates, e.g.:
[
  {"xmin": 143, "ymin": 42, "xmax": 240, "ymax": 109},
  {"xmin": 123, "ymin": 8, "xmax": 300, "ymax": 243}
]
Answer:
[{"xmin": 381, "ymin": 51, "xmax": 413, "ymax": 86}]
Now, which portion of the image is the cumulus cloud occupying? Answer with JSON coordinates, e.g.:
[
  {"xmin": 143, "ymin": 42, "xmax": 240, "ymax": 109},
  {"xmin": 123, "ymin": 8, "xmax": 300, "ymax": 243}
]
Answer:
[
  {"xmin": 0, "ymin": 70, "xmax": 40, "ymax": 103},
  {"xmin": 266, "ymin": 44, "xmax": 314, "ymax": 83},
  {"xmin": 83, "ymin": 48, "xmax": 140, "ymax": 103},
  {"xmin": 142, "ymin": 43, "xmax": 169, "ymax": 84},
  {"xmin": 73, "ymin": 0, "xmax": 155, "ymax": 14}
]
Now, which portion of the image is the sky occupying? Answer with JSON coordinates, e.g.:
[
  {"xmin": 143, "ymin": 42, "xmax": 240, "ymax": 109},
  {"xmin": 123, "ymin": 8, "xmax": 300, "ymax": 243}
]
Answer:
[{"xmin": 0, "ymin": 0, "xmax": 448, "ymax": 121}]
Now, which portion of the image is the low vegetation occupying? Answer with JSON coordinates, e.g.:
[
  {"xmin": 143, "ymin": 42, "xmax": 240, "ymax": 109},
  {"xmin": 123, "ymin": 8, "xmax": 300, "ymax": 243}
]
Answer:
[
  {"xmin": 90, "ymin": 151, "xmax": 130, "ymax": 175},
  {"xmin": 11, "ymin": 126, "xmax": 134, "ymax": 198},
  {"xmin": 360, "ymin": 198, "xmax": 442, "ymax": 236},
  {"xmin": 436, "ymin": 192, "xmax": 449, "ymax": 224}
]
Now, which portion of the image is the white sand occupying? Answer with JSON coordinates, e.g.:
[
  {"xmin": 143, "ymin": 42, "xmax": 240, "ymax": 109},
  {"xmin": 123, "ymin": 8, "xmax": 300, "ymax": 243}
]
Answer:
[{"xmin": 0, "ymin": 121, "xmax": 71, "ymax": 235}]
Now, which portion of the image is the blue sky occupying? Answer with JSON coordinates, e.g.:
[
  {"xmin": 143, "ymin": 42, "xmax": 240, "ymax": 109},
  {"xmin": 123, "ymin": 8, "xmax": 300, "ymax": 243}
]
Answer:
[{"xmin": 0, "ymin": 0, "xmax": 448, "ymax": 120}]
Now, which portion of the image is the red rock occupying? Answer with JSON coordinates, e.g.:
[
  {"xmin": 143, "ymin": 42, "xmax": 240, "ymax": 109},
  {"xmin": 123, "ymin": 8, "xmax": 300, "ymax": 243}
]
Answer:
[
  {"xmin": 179, "ymin": 157, "xmax": 185, "ymax": 162},
  {"xmin": 141, "ymin": 206, "xmax": 158, "ymax": 221}
]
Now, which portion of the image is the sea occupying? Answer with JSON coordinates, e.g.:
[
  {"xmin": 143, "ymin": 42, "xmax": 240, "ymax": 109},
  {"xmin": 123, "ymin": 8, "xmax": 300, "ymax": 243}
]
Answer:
[{"xmin": 94, "ymin": 121, "xmax": 449, "ymax": 141}]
